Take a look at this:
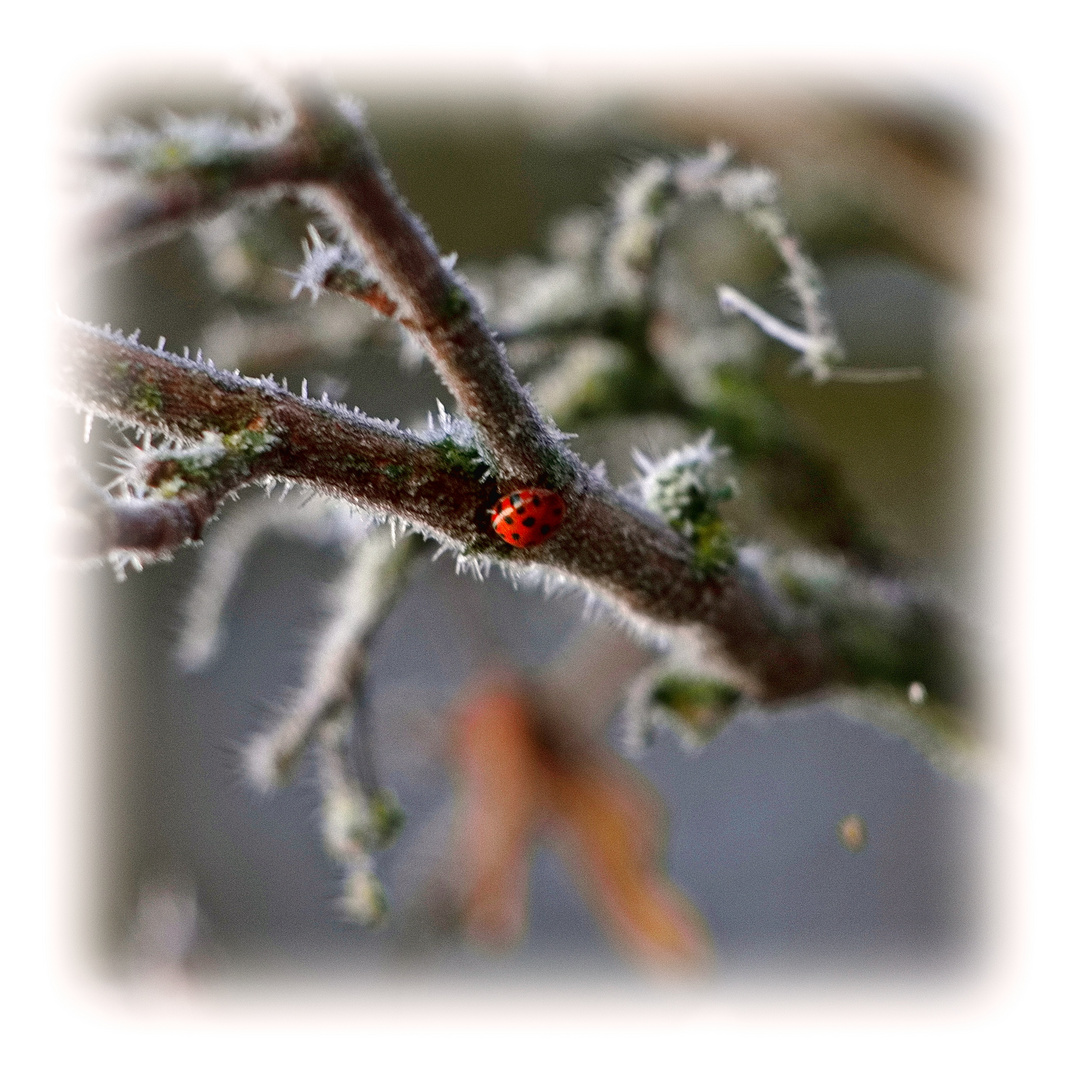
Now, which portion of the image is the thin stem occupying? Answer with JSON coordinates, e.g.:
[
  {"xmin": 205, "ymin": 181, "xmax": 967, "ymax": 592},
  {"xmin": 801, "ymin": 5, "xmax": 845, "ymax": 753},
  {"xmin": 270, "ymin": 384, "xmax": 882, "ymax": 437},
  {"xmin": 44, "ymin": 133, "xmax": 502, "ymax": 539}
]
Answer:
[
  {"xmin": 717, "ymin": 285, "xmax": 816, "ymax": 355},
  {"xmin": 246, "ymin": 529, "xmax": 421, "ymax": 789}
]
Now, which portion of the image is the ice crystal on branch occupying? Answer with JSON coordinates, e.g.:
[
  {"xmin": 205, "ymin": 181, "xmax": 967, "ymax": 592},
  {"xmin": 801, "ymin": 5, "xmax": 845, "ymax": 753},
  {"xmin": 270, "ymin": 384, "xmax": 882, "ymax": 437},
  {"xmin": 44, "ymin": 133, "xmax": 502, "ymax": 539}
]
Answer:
[
  {"xmin": 288, "ymin": 225, "xmax": 381, "ymax": 306},
  {"xmin": 634, "ymin": 434, "xmax": 738, "ymax": 574}
]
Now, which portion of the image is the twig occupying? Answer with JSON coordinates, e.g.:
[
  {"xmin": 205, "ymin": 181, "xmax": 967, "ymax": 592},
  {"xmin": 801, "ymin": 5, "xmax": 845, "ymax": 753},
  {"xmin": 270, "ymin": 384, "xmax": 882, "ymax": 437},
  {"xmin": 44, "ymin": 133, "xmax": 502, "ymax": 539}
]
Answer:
[
  {"xmin": 246, "ymin": 528, "xmax": 421, "ymax": 789},
  {"xmin": 716, "ymin": 286, "xmax": 819, "ymax": 356},
  {"xmin": 287, "ymin": 86, "xmax": 567, "ymax": 488},
  {"xmin": 61, "ymin": 318, "xmax": 495, "ymax": 547}
]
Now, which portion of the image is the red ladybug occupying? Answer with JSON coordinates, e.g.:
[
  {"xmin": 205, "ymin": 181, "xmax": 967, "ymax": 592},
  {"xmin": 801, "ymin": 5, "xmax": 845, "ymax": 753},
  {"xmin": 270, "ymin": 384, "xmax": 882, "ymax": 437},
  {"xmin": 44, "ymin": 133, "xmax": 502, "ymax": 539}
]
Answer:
[{"xmin": 490, "ymin": 488, "xmax": 566, "ymax": 548}]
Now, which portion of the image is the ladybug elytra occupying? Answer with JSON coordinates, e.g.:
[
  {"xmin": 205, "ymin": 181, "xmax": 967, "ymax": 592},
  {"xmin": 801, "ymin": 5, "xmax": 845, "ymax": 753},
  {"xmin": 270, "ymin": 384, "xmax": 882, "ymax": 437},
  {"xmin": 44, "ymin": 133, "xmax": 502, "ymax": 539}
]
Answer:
[{"xmin": 490, "ymin": 488, "xmax": 566, "ymax": 548}]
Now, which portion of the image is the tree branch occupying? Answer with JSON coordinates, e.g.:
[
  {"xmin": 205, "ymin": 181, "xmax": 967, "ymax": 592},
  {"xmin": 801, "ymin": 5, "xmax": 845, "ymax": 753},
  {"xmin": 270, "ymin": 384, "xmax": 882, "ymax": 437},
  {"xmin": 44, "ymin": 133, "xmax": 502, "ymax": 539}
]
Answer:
[
  {"xmin": 83, "ymin": 87, "xmax": 571, "ymax": 488},
  {"xmin": 63, "ymin": 316, "xmax": 835, "ymax": 700},
  {"xmin": 61, "ymin": 318, "xmax": 495, "ymax": 545},
  {"xmin": 287, "ymin": 87, "xmax": 566, "ymax": 488}
]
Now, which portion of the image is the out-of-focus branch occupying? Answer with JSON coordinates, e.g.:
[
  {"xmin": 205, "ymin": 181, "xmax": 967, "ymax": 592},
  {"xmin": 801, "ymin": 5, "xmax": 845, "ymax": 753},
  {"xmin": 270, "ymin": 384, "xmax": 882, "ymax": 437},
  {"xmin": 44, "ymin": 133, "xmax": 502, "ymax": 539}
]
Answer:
[
  {"xmin": 645, "ymin": 91, "xmax": 982, "ymax": 287},
  {"xmin": 175, "ymin": 491, "xmax": 364, "ymax": 670},
  {"xmin": 246, "ymin": 528, "xmax": 421, "ymax": 790},
  {"xmin": 243, "ymin": 526, "xmax": 416, "ymax": 925},
  {"xmin": 82, "ymin": 110, "xmax": 310, "ymax": 254},
  {"xmin": 604, "ymin": 147, "xmax": 843, "ymax": 380}
]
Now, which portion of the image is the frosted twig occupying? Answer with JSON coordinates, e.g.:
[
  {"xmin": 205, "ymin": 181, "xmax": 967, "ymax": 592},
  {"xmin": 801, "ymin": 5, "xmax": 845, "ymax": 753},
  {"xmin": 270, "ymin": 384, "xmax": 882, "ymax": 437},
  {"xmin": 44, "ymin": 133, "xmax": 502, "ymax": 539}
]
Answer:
[
  {"xmin": 604, "ymin": 148, "xmax": 844, "ymax": 380},
  {"xmin": 176, "ymin": 492, "xmax": 364, "ymax": 670},
  {"xmin": 245, "ymin": 527, "xmax": 421, "ymax": 790},
  {"xmin": 717, "ymin": 286, "xmax": 817, "ymax": 356},
  {"xmin": 285, "ymin": 85, "xmax": 571, "ymax": 489},
  {"xmin": 61, "ymin": 318, "xmax": 497, "ymax": 558}
]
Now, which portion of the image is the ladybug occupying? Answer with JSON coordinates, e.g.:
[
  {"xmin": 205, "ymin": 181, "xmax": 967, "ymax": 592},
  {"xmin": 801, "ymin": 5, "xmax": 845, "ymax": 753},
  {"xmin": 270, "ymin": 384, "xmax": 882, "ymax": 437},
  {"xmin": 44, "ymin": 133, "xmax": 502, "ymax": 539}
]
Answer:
[{"xmin": 490, "ymin": 488, "xmax": 566, "ymax": 548}]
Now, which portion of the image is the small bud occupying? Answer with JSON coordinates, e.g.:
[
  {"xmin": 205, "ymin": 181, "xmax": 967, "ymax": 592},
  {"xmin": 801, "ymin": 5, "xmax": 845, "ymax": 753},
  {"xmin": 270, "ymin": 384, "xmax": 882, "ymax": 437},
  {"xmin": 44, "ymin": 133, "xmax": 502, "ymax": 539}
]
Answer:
[
  {"xmin": 367, "ymin": 789, "xmax": 405, "ymax": 850},
  {"xmin": 339, "ymin": 863, "xmax": 388, "ymax": 926},
  {"xmin": 635, "ymin": 434, "xmax": 737, "ymax": 574},
  {"xmin": 243, "ymin": 730, "xmax": 299, "ymax": 792}
]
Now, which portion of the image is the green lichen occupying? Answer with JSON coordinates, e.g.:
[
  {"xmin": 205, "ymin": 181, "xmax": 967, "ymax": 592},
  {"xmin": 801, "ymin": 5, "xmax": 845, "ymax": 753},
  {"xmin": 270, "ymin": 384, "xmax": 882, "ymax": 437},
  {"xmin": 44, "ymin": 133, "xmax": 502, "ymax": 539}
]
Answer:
[
  {"xmin": 366, "ymin": 789, "xmax": 405, "ymax": 850},
  {"xmin": 440, "ymin": 283, "xmax": 472, "ymax": 321},
  {"xmin": 222, "ymin": 425, "xmax": 274, "ymax": 455},
  {"xmin": 142, "ymin": 428, "xmax": 277, "ymax": 498},
  {"xmin": 651, "ymin": 673, "xmax": 742, "ymax": 746},
  {"xmin": 130, "ymin": 381, "xmax": 164, "ymax": 418},
  {"xmin": 431, "ymin": 436, "xmax": 489, "ymax": 482},
  {"xmin": 690, "ymin": 518, "xmax": 736, "ymax": 574},
  {"xmin": 639, "ymin": 437, "xmax": 738, "ymax": 577}
]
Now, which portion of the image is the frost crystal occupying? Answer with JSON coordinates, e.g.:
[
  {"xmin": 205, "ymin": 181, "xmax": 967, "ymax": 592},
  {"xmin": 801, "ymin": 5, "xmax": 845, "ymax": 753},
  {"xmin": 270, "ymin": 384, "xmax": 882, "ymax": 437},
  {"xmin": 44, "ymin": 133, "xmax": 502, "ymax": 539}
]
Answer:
[{"xmin": 634, "ymin": 434, "xmax": 738, "ymax": 574}]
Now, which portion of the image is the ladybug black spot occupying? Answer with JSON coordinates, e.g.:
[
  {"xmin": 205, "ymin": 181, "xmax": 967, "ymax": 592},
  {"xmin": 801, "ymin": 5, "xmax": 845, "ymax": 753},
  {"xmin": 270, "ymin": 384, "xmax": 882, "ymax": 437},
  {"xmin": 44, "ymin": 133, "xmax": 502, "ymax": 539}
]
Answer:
[
  {"xmin": 532, "ymin": 495, "xmax": 541, "ymax": 506},
  {"xmin": 540, "ymin": 524, "xmax": 550, "ymax": 535},
  {"xmin": 523, "ymin": 516, "xmax": 536, "ymax": 528},
  {"xmin": 553, "ymin": 506, "xmax": 562, "ymax": 516},
  {"xmin": 512, "ymin": 532, "xmax": 520, "ymax": 540}
]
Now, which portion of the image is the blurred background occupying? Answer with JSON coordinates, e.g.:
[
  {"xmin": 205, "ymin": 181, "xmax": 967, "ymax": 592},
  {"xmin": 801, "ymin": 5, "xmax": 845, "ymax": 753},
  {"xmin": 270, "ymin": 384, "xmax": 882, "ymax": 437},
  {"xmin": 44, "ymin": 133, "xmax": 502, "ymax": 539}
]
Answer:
[{"xmin": 61, "ymin": 73, "xmax": 988, "ymax": 983}]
